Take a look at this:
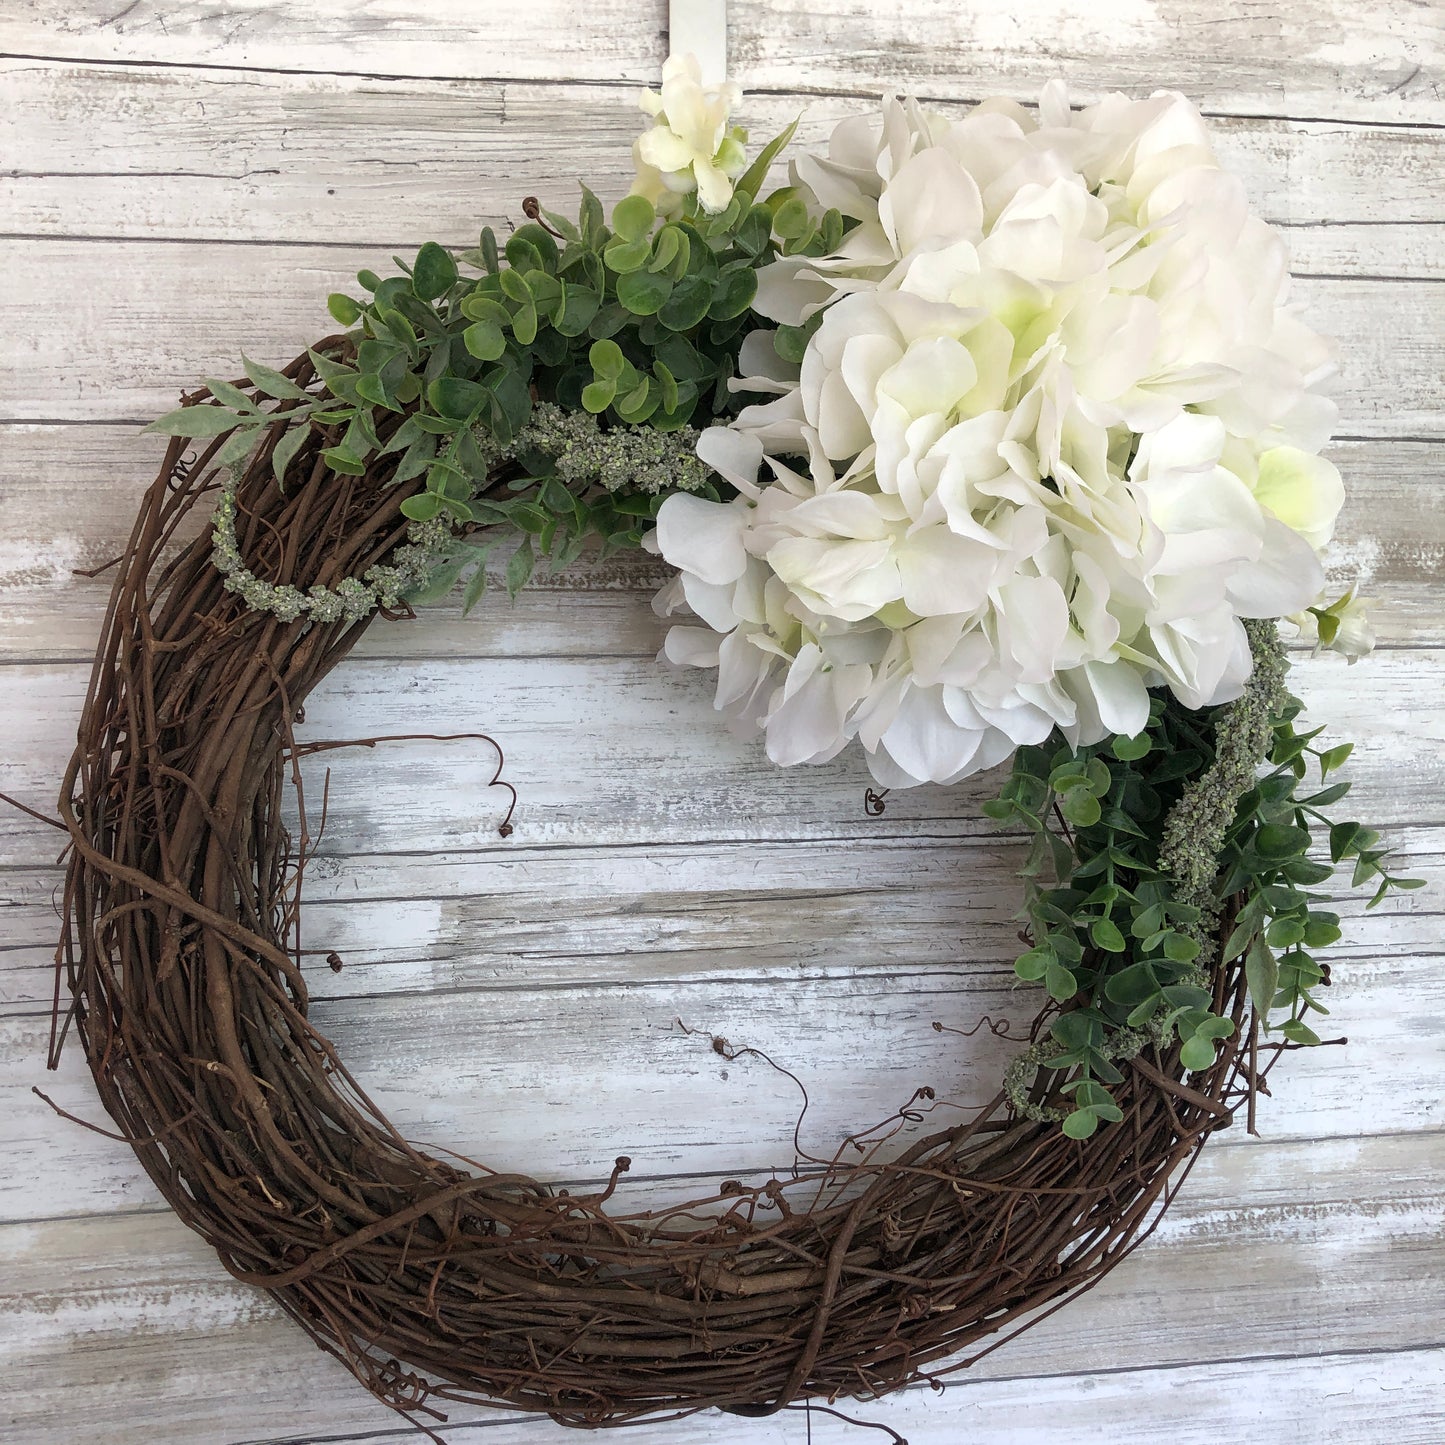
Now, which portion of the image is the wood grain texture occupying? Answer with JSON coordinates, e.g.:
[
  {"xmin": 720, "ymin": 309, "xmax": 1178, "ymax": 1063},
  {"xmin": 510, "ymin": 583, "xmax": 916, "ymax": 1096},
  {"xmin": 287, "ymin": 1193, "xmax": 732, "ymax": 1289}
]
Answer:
[
  {"xmin": 1, "ymin": 62, "xmax": 1441, "ymax": 275},
  {"xmin": 3, "ymin": 1133, "xmax": 1441, "ymax": 1443},
  {"xmin": 2, "ymin": 648, "xmax": 1442, "ymax": 872},
  {"xmin": 5, "ymin": 828, "xmax": 1440, "ymax": 1009},
  {"xmin": 5, "ymin": 892, "xmax": 1441, "ymax": 1223},
  {"xmin": 1, "ymin": 0, "xmax": 1442, "ymax": 1440},
  {"xmin": 2, "ymin": 429, "xmax": 1440, "ymax": 661},
  {"xmin": 2, "ymin": 0, "xmax": 1441, "ymax": 122},
  {"xmin": 0, "ymin": 0, "xmax": 669, "ymax": 84},
  {"xmin": 5, "ymin": 240, "xmax": 1440, "ymax": 433},
  {"xmin": 727, "ymin": 0, "xmax": 1445, "ymax": 124}
]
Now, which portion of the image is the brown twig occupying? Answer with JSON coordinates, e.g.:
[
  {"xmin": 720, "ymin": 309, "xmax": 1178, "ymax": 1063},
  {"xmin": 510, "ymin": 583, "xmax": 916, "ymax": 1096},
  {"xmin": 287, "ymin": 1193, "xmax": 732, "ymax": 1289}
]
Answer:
[{"xmin": 48, "ymin": 346, "xmax": 1262, "ymax": 1433}]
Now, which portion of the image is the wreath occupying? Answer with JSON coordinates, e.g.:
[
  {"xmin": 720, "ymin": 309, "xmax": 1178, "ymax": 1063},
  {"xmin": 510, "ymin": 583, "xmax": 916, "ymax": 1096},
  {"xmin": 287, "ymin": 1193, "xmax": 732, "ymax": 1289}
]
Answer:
[{"xmin": 52, "ymin": 60, "xmax": 1420, "ymax": 1438}]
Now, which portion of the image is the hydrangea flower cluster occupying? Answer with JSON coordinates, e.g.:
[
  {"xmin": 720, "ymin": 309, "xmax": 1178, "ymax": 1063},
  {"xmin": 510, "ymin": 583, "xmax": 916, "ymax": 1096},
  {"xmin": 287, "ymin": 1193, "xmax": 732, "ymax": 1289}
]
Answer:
[{"xmin": 653, "ymin": 85, "xmax": 1355, "ymax": 788}]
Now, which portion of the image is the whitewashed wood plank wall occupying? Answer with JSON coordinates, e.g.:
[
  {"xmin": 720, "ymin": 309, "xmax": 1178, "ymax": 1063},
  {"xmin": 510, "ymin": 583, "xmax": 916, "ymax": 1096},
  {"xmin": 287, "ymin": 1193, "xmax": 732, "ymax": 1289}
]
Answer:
[{"xmin": 1, "ymin": 3, "xmax": 1442, "ymax": 1442}]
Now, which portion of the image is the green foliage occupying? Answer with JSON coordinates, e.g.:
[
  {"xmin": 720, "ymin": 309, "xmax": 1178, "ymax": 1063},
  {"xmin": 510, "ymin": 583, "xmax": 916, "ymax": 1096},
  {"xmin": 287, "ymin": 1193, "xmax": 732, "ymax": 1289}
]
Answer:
[
  {"xmin": 1215, "ymin": 693, "xmax": 1423, "ymax": 1032},
  {"xmin": 152, "ymin": 122, "xmax": 810, "ymax": 612},
  {"xmin": 988, "ymin": 637, "xmax": 1422, "ymax": 1138}
]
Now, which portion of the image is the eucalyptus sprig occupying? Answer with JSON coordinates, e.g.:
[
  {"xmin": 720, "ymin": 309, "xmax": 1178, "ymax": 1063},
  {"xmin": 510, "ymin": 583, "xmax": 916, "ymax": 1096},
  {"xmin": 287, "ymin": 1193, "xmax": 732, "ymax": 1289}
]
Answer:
[
  {"xmin": 1217, "ymin": 698, "xmax": 1424, "ymax": 1047},
  {"xmin": 988, "ymin": 627, "xmax": 1423, "ymax": 1138},
  {"xmin": 145, "ymin": 354, "xmax": 320, "ymax": 483},
  {"xmin": 144, "ymin": 120, "xmax": 829, "ymax": 610}
]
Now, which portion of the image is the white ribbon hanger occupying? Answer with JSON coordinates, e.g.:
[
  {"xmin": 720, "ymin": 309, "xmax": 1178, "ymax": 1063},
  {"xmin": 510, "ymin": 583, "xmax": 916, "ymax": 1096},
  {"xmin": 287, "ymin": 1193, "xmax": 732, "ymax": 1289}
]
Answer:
[{"xmin": 668, "ymin": 0, "xmax": 728, "ymax": 83}]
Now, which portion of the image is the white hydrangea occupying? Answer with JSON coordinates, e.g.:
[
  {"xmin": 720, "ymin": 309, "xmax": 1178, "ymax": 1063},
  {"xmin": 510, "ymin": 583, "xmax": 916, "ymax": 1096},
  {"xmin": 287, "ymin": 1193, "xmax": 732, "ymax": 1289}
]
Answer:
[{"xmin": 652, "ymin": 84, "xmax": 1350, "ymax": 789}]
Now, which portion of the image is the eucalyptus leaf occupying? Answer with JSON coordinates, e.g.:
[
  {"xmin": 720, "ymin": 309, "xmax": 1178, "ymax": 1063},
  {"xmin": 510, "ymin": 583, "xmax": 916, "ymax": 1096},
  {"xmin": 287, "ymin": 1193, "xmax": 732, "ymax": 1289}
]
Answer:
[
  {"xmin": 461, "ymin": 559, "xmax": 490, "ymax": 617},
  {"xmin": 270, "ymin": 420, "xmax": 311, "ymax": 487},
  {"xmin": 203, "ymin": 377, "xmax": 261, "ymax": 413},
  {"xmin": 427, "ymin": 376, "xmax": 487, "ymax": 422},
  {"xmin": 412, "ymin": 241, "xmax": 459, "ymax": 300},
  {"xmin": 1178, "ymin": 1035, "xmax": 1217, "ymax": 1072},
  {"xmin": 658, "ymin": 276, "xmax": 713, "ymax": 332},
  {"xmin": 507, "ymin": 224, "xmax": 558, "ymax": 271},
  {"xmin": 505, "ymin": 537, "xmax": 535, "ymax": 599},
  {"xmin": 327, "ymin": 293, "xmax": 362, "ymax": 326},
  {"xmin": 736, "ymin": 115, "xmax": 800, "ymax": 200},
  {"xmin": 143, "ymin": 405, "xmax": 254, "ymax": 438},
  {"xmin": 406, "ymin": 553, "xmax": 469, "ymax": 606},
  {"xmin": 321, "ymin": 444, "xmax": 367, "ymax": 476},
  {"xmin": 617, "ymin": 268, "xmax": 674, "ymax": 316},
  {"xmin": 464, "ymin": 321, "xmax": 506, "ymax": 361},
  {"xmin": 512, "ymin": 302, "xmax": 539, "ymax": 346},
  {"xmin": 241, "ymin": 355, "xmax": 312, "ymax": 401},
  {"xmin": 461, "ymin": 293, "xmax": 512, "ymax": 327},
  {"xmin": 581, "ymin": 379, "xmax": 615, "ymax": 413},
  {"xmin": 213, "ymin": 426, "xmax": 259, "ymax": 470},
  {"xmin": 390, "ymin": 430, "xmax": 437, "ymax": 485},
  {"xmin": 589, "ymin": 339, "xmax": 626, "ymax": 380},
  {"xmin": 556, "ymin": 283, "xmax": 602, "ymax": 337},
  {"xmin": 611, "ymin": 194, "xmax": 656, "ymax": 243},
  {"xmin": 603, "ymin": 237, "xmax": 652, "ymax": 274},
  {"xmin": 540, "ymin": 207, "xmax": 580, "ymax": 243},
  {"xmin": 773, "ymin": 196, "xmax": 811, "ymax": 241},
  {"xmin": 399, "ymin": 490, "xmax": 444, "ymax": 521},
  {"xmin": 707, "ymin": 267, "xmax": 759, "ymax": 321}
]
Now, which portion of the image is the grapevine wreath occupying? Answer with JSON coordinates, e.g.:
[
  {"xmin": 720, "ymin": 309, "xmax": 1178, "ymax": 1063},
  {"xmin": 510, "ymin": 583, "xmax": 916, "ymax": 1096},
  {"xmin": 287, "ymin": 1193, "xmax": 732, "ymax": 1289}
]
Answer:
[{"xmin": 50, "ymin": 58, "xmax": 1421, "ymax": 1438}]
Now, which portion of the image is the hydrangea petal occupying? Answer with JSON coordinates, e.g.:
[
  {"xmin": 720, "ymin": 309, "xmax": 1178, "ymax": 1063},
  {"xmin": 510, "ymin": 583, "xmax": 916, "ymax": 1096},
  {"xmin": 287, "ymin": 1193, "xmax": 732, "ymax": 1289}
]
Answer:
[
  {"xmin": 696, "ymin": 426, "xmax": 765, "ymax": 497},
  {"xmin": 1225, "ymin": 515, "xmax": 1326, "ymax": 619},
  {"xmin": 1253, "ymin": 445, "xmax": 1345, "ymax": 550},
  {"xmin": 877, "ymin": 686, "xmax": 986, "ymax": 784},
  {"xmin": 763, "ymin": 646, "xmax": 867, "ymax": 766},
  {"xmin": 878, "ymin": 148, "xmax": 984, "ymax": 256},
  {"xmin": 656, "ymin": 492, "xmax": 749, "ymax": 586},
  {"xmin": 897, "ymin": 527, "xmax": 995, "ymax": 616},
  {"xmin": 663, "ymin": 626, "xmax": 721, "ymax": 668}
]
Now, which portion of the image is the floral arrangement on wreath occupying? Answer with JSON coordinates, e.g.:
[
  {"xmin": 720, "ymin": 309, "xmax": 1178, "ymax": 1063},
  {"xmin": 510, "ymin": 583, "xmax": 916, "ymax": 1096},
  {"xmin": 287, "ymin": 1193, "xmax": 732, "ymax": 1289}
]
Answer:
[{"xmin": 158, "ymin": 57, "xmax": 1419, "ymax": 1141}]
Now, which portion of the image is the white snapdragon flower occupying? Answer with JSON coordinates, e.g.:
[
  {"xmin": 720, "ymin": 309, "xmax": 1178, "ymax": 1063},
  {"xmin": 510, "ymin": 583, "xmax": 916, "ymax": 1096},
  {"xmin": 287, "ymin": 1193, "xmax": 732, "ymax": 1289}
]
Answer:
[
  {"xmin": 631, "ymin": 55, "xmax": 747, "ymax": 215},
  {"xmin": 653, "ymin": 83, "xmax": 1350, "ymax": 788},
  {"xmin": 1327, "ymin": 591, "xmax": 1377, "ymax": 660},
  {"xmin": 1291, "ymin": 587, "xmax": 1377, "ymax": 662}
]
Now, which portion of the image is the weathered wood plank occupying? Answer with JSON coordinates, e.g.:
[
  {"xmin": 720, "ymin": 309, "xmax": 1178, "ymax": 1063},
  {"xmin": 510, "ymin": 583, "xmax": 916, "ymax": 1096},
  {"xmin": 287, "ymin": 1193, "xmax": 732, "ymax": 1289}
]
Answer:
[
  {"xmin": 4, "ymin": 827, "xmax": 1438, "ymax": 1008},
  {"xmin": 1, "ymin": 0, "xmax": 1440, "ymax": 123},
  {"xmin": 4, "ymin": 831, "xmax": 1436, "ymax": 1023},
  {"xmin": 0, "ymin": 658, "xmax": 995, "ymax": 863},
  {"xmin": 0, "ymin": 421, "xmax": 675, "ymax": 662},
  {"xmin": 4, "ymin": 921, "xmax": 1440, "ymax": 1224},
  {"xmin": 727, "ymin": 0, "xmax": 1445, "ymax": 125},
  {"xmin": 615, "ymin": 1347, "xmax": 1445, "ymax": 1445},
  {"xmin": 0, "ymin": 973, "xmax": 1027, "ymax": 1220},
  {"xmin": 231, "ymin": 1346, "xmax": 1445, "ymax": 1444},
  {"xmin": 0, "ymin": 0, "xmax": 666, "ymax": 85},
  {"xmin": 2, "ymin": 648, "xmax": 1440, "ymax": 871},
  {"xmin": 2, "ymin": 1133, "xmax": 1440, "ymax": 1444},
  {"xmin": 0, "ymin": 835, "xmax": 1029, "ymax": 1004},
  {"xmin": 1, "ymin": 62, "xmax": 1440, "ymax": 276},
  {"xmin": 2, "ymin": 429, "xmax": 1439, "ymax": 663},
  {"xmin": 4, "ymin": 241, "xmax": 1438, "ymax": 433},
  {"xmin": 1281, "ymin": 223, "xmax": 1445, "ymax": 281}
]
